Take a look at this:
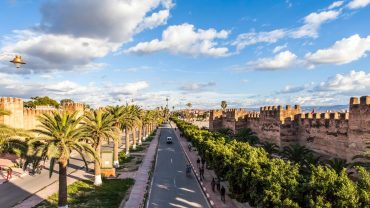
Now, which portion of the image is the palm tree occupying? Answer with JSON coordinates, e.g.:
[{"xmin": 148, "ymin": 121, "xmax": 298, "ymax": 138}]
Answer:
[
  {"xmin": 282, "ymin": 144, "xmax": 312, "ymax": 164},
  {"xmin": 106, "ymin": 105, "xmax": 125, "ymax": 168},
  {"xmin": 326, "ymin": 158, "xmax": 350, "ymax": 174},
  {"xmin": 127, "ymin": 105, "xmax": 142, "ymax": 150},
  {"xmin": 29, "ymin": 111, "xmax": 97, "ymax": 207},
  {"xmin": 120, "ymin": 105, "xmax": 136, "ymax": 155},
  {"xmin": 262, "ymin": 141, "xmax": 279, "ymax": 155},
  {"xmin": 0, "ymin": 109, "xmax": 29, "ymax": 162},
  {"xmin": 83, "ymin": 109, "xmax": 116, "ymax": 186},
  {"xmin": 221, "ymin": 100, "xmax": 227, "ymax": 110}
]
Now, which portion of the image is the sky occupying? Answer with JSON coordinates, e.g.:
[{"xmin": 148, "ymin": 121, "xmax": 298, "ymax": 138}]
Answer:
[{"xmin": 0, "ymin": 0, "xmax": 370, "ymax": 109}]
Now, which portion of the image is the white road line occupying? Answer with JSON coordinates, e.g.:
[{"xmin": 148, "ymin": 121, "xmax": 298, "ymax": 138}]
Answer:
[
  {"xmin": 173, "ymin": 178, "xmax": 176, "ymax": 187},
  {"xmin": 171, "ymin": 158, "xmax": 173, "ymax": 164}
]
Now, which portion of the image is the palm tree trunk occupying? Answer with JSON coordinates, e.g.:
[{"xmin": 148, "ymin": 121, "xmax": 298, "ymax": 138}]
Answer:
[
  {"xmin": 125, "ymin": 129, "xmax": 130, "ymax": 155},
  {"xmin": 113, "ymin": 139, "xmax": 119, "ymax": 168},
  {"xmin": 113, "ymin": 128, "xmax": 120, "ymax": 168},
  {"xmin": 133, "ymin": 128, "xmax": 137, "ymax": 150},
  {"xmin": 58, "ymin": 161, "xmax": 68, "ymax": 208},
  {"xmin": 94, "ymin": 139, "xmax": 102, "ymax": 186},
  {"xmin": 138, "ymin": 126, "xmax": 142, "ymax": 145}
]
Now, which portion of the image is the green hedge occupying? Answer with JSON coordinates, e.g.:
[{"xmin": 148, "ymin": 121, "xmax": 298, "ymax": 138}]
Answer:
[{"xmin": 172, "ymin": 118, "xmax": 370, "ymax": 208}]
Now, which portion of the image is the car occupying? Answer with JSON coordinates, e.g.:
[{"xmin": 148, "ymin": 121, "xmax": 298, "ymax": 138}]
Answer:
[{"xmin": 166, "ymin": 137, "xmax": 173, "ymax": 144}]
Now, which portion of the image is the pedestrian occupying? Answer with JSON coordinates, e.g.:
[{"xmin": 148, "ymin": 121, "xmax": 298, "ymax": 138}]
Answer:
[
  {"xmin": 188, "ymin": 143, "xmax": 192, "ymax": 152},
  {"xmin": 6, "ymin": 167, "xmax": 13, "ymax": 180},
  {"xmin": 196, "ymin": 158, "xmax": 200, "ymax": 168},
  {"xmin": 211, "ymin": 177, "xmax": 216, "ymax": 192},
  {"xmin": 216, "ymin": 178, "xmax": 220, "ymax": 191},
  {"xmin": 201, "ymin": 157, "xmax": 206, "ymax": 168},
  {"xmin": 220, "ymin": 186, "xmax": 226, "ymax": 202},
  {"xmin": 200, "ymin": 167, "xmax": 205, "ymax": 180}
]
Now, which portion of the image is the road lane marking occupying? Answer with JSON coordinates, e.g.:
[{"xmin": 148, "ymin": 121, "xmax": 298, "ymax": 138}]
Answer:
[{"xmin": 171, "ymin": 158, "xmax": 173, "ymax": 164}]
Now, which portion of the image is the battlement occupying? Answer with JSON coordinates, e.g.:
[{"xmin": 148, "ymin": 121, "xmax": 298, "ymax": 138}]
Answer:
[
  {"xmin": 350, "ymin": 96, "xmax": 370, "ymax": 106},
  {"xmin": 23, "ymin": 107, "xmax": 56, "ymax": 116},
  {"xmin": 0, "ymin": 97, "xmax": 23, "ymax": 104},
  {"xmin": 62, "ymin": 102, "xmax": 85, "ymax": 108},
  {"xmin": 210, "ymin": 109, "xmax": 223, "ymax": 120}
]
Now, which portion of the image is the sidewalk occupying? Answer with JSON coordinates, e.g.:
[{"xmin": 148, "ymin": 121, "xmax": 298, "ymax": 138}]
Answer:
[
  {"xmin": 172, "ymin": 122, "xmax": 251, "ymax": 208},
  {"xmin": 121, "ymin": 128, "xmax": 160, "ymax": 208},
  {"xmin": 0, "ymin": 166, "xmax": 28, "ymax": 185},
  {"xmin": 13, "ymin": 168, "xmax": 92, "ymax": 208}
]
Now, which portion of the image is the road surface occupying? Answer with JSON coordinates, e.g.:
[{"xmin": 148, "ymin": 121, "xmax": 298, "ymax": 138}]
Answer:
[{"xmin": 148, "ymin": 124, "xmax": 209, "ymax": 208}]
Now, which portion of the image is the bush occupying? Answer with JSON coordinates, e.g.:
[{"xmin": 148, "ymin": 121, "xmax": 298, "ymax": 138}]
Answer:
[{"xmin": 171, "ymin": 117, "xmax": 370, "ymax": 207}]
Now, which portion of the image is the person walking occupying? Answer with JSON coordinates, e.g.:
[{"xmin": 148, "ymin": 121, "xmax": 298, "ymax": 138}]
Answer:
[
  {"xmin": 211, "ymin": 178, "xmax": 216, "ymax": 192},
  {"xmin": 196, "ymin": 158, "xmax": 200, "ymax": 168},
  {"xmin": 216, "ymin": 178, "xmax": 220, "ymax": 191},
  {"xmin": 220, "ymin": 186, "xmax": 226, "ymax": 202},
  {"xmin": 6, "ymin": 167, "xmax": 13, "ymax": 180},
  {"xmin": 201, "ymin": 157, "xmax": 206, "ymax": 168},
  {"xmin": 199, "ymin": 167, "xmax": 205, "ymax": 180}
]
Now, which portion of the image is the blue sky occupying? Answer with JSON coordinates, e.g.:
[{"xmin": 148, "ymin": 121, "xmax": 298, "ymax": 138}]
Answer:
[{"xmin": 0, "ymin": 0, "xmax": 370, "ymax": 109}]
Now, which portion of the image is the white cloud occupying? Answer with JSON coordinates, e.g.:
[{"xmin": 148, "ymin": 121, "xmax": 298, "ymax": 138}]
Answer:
[
  {"xmin": 232, "ymin": 29, "xmax": 286, "ymax": 51},
  {"xmin": 328, "ymin": 1, "xmax": 344, "ymax": 9},
  {"xmin": 243, "ymin": 51, "xmax": 298, "ymax": 71},
  {"xmin": 279, "ymin": 85, "xmax": 305, "ymax": 94},
  {"xmin": 1, "ymin": 32, "xmax": 117, "ymax": 72},
  {"xmin": 305, "ymin": 34, "xmax": 370, "ymax": 65},
  {"xmin": 0, "ymin": 0, "xmax": 174, "ymax": 73},
  {"xmin": 315, "ymin": 70, "xmax": 370, "ymax": 92},
  {"xmin": 273, "ymin": 44, "xmax": 288, "ymax": 53},
  {"xmin": 110, "ymin": 81, "xmax": 149, "ymax": 95},
  {"xmin": 347, "ymin": 0, "xmax": 370, "ymax": 9},
  {"xmin": 179, "ymin": 82, "xmax": 216, "ymax": 92},
  {"xmin": 232, "ymin": 8, "xmax": 341, "ymax": 51},
  {"xmin": 291, "ymin": 10, "xmax": 340, "ymax": 38},
  {"xmin": 126, "ymin": 23, "xmax": 229, "ymax": 57}
]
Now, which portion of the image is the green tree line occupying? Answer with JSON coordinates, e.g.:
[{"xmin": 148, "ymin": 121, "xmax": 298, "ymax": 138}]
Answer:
[{"xmin": 172, "ymin": 117, "xmax": 370, "ymax": 208}]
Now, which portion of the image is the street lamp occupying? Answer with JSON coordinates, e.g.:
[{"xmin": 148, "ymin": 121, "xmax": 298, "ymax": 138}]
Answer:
[{"xmin": 10, "ymin": 55, "xmax": 26, "ymax": 68}]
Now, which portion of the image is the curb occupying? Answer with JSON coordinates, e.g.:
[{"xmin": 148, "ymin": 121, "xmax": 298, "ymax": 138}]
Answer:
[{"xmin": 171, "ymin": 122, "xmax": 215, "ymax": 208}]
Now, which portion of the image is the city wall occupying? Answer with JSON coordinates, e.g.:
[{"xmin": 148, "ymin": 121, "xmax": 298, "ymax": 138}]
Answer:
[
  {"xmin": 0, "ymin": 97, "xmax": 84, "ymax": 130},
  {"xmin": 209, "ymin": 96, "xmax": 370, "ymax": 160}
]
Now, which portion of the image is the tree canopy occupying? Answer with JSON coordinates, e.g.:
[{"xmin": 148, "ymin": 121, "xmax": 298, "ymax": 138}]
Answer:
[{"xmin": 24, "ymin": 96, "xmax": 59, "ymax": 108}]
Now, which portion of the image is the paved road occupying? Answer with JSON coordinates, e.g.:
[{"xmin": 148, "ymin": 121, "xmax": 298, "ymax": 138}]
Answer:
[{"xmin": 148, "ymin": 124, "xmax": 209, "ymax": 208}]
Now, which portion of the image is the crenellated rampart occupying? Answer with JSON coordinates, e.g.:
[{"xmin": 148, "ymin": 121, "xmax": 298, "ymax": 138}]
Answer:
[
  {"xmin": 209, "ymin": 96, "xmax": 370, "ymax": 160},
  {"xmin": 0, "ymin": 97, "xmax": 84, "ymax": 130}
]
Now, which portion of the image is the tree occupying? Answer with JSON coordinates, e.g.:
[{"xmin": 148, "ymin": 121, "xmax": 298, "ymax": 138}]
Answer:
[
  {"xmin": 326, "ymin": 158, "xmax": 350, "ymax": 174},
  {"xmin": 106, "ymin": 105, "xmax": 125, "ymax": 168},
  {"xmin": 29, "ymin": 111, "xmax": 97, "ymax": 207},
  {"xmin": 60, "ymin": 99, "xmax": 74, "ymax": 106},
  {"xmin": 24, "ymin": 96, "xmax": 60, "ymax": 108},
  {"xmin": 0, "ymin": 110, "xmax": 29, "ymax": 158},
  {"xmin": 83, "ymin": 109, "xmax": 116, "ymax": 186},
  {"xmin": 221, "ymin": 100, "xmax": 227, "ymax": 110},
  {"xmin": 234, "ymin": 128, "xmax": 259, "ymax": 145},
  {"xmin": 262, "ymin": 141, "xmax": 279, "ymax": 155},
  {"xmin": 282, "ymin": 144, "xmax": 312, "ymax": 164}
]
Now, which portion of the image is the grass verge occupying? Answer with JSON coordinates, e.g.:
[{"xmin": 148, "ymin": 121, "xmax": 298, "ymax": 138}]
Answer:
[{"xmin": 34, "ymin": 178, "xmax": 134, "ymax": 208}]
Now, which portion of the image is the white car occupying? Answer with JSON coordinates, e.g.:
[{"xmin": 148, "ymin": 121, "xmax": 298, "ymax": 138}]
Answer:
[{"xmin": 166, "ymin": 137, "xmax": 173, "ymax": 144}]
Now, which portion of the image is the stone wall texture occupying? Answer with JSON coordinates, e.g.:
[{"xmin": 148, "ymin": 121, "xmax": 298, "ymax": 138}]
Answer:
[
  {"xmin": 0, "ymin": 97, "xmax": 84, "ymax": 130},
  {"xmin": 209, "ymin": 96, "xmax": 370, "ymax": 161}
]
